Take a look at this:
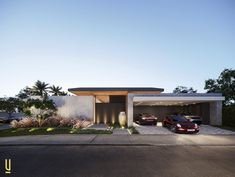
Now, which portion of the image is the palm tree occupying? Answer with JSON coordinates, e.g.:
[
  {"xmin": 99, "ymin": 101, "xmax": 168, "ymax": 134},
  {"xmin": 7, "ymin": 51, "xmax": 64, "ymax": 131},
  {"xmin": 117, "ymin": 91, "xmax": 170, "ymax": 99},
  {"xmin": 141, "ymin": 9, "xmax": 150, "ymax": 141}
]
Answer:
[
  {"xmin": 31, "ymin": 80, "xmax": 49, "ymax": 98},
  {"xmin": 49, "ymin": 85, "xmax": 62, "ymax": 96}
]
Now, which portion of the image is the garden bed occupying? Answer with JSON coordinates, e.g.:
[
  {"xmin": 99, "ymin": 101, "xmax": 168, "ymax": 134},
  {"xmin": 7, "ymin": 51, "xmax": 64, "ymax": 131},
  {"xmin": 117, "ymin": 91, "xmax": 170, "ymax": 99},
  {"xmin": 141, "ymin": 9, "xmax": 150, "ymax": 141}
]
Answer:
[{"xmin": 0, "ymin": 127, "xmax": 112, "ymax": 137}]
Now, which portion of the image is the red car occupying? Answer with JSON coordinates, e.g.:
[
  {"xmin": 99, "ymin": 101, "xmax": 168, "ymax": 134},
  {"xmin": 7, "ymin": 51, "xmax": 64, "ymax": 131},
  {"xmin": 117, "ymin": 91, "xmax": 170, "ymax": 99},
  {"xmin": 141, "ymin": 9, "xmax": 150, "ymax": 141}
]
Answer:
[
  {"xmin": 135, "ymin": 113, "xmax": 158, "ymax": 125},
  {"xmin": 162, "ymin": 115, "xmax": 199, "ymax": 133}
]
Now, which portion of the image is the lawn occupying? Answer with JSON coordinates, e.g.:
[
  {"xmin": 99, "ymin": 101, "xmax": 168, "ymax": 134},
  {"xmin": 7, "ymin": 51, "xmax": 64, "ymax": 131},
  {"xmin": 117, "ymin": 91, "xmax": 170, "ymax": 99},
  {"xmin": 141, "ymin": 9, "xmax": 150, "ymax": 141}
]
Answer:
[{"xmin": 0, "ymin": 127, "xmax": 112, "ymax": 137}]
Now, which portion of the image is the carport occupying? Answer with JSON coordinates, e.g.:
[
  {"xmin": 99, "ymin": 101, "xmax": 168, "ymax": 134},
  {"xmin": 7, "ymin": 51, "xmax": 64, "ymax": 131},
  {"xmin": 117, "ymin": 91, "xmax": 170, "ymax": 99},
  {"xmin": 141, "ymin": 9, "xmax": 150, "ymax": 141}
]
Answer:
[{"xmin": 127, "ymin": 93, "xmax": 224, "ymax": 126}]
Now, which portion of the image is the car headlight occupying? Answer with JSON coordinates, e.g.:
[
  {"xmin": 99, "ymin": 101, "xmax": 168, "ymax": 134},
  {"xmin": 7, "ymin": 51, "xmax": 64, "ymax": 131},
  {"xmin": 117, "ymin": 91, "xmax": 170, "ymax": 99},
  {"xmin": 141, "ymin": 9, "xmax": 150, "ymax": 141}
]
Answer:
[
  {"xmin": 194, "ymin": 124, "xmax": 198, "ymax": 128},
  {"xmin": 176, "ymin": 123, "xmax": 181, "ymax": 128},
  {"xmin": 142, "ymin": 117, "xmax": 146, "ymax": 120}
]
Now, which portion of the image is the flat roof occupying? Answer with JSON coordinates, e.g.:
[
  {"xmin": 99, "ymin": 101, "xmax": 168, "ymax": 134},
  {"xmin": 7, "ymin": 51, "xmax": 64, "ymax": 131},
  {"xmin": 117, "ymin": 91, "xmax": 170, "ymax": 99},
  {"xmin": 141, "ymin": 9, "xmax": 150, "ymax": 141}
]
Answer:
[{"xmin": 68, "ymin": 87, "xmax": 164, "ymax": 92}]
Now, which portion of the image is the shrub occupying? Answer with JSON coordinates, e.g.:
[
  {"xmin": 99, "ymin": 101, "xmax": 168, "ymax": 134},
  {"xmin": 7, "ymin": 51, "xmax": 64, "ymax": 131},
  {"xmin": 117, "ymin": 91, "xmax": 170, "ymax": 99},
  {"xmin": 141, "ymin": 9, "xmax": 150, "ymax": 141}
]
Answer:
[
  {"xmin": 59, "ymin": 118, "xmax": 77, "ymax": 127},
  {"xmin": 10, "ymin": 118, "xmax": 39, "ymax": 128},
  {"xmin": 41, "ymin": 117, "xmax": 63, "ymax": 127},
  {"xmin": 223, "ymin": 105, "xmax": 235, "ymax": 127},
  {"xmin": 73, "ymin": 119, "xmax": 92, "ymax": 129},
  {"xmin": 10, "ymin": 117, "xmax": 93, "ymax": 129},
  {"xmin": 23, "ymin": 98, "xmax": 57, "ymax": 126}
]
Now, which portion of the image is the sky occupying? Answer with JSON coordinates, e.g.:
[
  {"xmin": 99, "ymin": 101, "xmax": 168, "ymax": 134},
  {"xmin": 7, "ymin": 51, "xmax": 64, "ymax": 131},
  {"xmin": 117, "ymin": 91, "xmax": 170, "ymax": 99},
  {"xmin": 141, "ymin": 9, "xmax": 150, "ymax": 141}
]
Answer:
[{"xmin": 0, "ymin": 0, "xmax": 235, "ymax": 97}]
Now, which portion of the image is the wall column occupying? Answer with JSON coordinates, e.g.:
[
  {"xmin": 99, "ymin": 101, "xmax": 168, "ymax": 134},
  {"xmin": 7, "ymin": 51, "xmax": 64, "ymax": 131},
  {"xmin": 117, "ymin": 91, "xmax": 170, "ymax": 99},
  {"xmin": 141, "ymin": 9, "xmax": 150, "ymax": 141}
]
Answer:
[
  {"xmin": 210, "ymin": 101, "xmax": 222, "ymax": 125},
  {"xmin": 127, "ymin": 94, "xmax": 134, "ymax": 127}
]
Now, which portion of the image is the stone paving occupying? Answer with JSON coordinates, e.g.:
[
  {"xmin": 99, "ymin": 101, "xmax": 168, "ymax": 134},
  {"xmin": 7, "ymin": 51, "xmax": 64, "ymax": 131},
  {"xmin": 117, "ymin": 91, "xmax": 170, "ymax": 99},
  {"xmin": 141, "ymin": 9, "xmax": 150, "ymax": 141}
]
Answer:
[
  {"xmin": 134, "ymin": 122, "xmax": 235, "ymax": 135},
  {"xmin": 134, "ymin": 122, "xmax": 174, "ymax": 135},
  {"xmin": 113, "ymin": 128, "xmax": 129, "ymax": 135},
  {"xmin": 199, "ymin": 125, "xmax": 235, "ymax": 135}
]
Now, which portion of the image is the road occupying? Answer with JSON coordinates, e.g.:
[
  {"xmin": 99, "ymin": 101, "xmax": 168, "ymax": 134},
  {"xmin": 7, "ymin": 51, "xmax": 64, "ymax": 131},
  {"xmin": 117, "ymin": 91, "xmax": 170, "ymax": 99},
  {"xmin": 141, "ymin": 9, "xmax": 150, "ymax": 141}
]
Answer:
[{"xmin": 0, "ymin": 145, "xmax": 235, "ymax": 177}]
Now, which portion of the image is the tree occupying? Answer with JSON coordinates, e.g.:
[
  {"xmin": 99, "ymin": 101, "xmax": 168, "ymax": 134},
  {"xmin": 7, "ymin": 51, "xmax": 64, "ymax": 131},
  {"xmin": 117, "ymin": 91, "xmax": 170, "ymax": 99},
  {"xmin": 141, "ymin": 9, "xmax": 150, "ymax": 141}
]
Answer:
[
  {"xmin": 173, "ymin": 86, "xmax": 197, "ymax": 93},
  {"xmin": 0, "ymin": 97, "xmax": 22, "ymax": 117},
  {"xmin": 23, "ymin": 98, "xmax": 57, "ymax": 126},
  {"xmin": 49, "ymin": 85, "xmax": 66, "ymax": 96},
  {"xmin": 17, "ymin": 80, "xmax": 68, "ymax": 98},
  {"xmin": 31, "ymin": 80, "xmax": 49, "ymax": 98},
  {"xmin": 205, "ymin": 69, "xmax": 235, "ymax": 105},
  {"xmin": 16, "ymin": 86, "xmax": 32, "ymax": 99}
]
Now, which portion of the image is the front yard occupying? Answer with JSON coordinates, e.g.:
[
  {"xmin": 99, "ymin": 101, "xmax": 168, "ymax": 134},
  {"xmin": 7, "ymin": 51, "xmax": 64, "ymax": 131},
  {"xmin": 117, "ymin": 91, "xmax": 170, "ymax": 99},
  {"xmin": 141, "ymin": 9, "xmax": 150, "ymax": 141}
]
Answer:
[{"xmin": 0, "ymin": 127, "xmax": 112, "ymax": 137}]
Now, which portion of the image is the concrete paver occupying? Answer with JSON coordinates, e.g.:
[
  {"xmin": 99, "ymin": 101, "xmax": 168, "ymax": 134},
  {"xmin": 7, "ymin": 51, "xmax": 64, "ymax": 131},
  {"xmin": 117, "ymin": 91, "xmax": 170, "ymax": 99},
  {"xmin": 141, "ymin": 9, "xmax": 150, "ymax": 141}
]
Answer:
[
  {"xmin": 113, "ymin": 128, "xmax": 129, "ymax": 135},
  {"xmin": 134, "ymin": 122, "xmax": 173, "ymax": 135},
  {"xmin": 199, "ymin": 125, "xmax": 235, "ymax": 135},
  {"xmin": 134, "ymin": 122, "xmax": 235, "ymax": 135}
]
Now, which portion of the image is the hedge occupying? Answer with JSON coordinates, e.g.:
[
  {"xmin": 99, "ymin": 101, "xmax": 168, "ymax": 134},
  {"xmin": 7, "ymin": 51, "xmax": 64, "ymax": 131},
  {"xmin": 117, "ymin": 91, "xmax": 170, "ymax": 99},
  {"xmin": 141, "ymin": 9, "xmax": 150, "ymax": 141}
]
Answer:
[{"xmin": 223, "ymin": 105, "xmax": 235, "ymax": 127}]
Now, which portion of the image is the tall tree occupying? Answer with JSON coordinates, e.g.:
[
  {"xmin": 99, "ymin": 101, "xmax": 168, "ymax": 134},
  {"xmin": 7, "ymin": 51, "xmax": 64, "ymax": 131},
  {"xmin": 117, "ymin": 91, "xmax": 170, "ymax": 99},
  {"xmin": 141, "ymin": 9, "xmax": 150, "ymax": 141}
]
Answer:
[
  {"xmin": 16, "ymin": 86, "xmax": 32, "ymax": 99},
  {"xmin": 49, "ymin": 85, "xmax": 62, "ymax": 96},
  {"xmin": 173, "ymin": 86, "xmax": 197, "ymax": 93},
  {"xmin": 0, "ymin": 97, "xmax": 22, "ymax": 117},
  {"xmin": 31, "ymin": 80, "xmax": 49, "ymax": 98},
  {"xmin": 205, "ymin": 69, "xmax": 235, "ymax": 105}
]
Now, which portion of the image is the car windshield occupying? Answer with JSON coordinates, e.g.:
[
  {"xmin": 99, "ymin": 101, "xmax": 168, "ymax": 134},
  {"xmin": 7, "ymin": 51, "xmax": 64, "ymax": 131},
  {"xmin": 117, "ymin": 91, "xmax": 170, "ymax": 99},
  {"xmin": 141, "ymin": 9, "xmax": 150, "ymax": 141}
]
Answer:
[{"xmin": 171, "ymin": 115, "xmax": 188, "ymax": 122}]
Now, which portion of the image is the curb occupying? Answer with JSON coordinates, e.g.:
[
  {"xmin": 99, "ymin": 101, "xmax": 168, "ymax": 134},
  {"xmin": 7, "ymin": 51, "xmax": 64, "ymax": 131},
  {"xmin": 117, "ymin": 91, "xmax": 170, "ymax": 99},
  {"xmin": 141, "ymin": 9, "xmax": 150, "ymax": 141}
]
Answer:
[{"xmin": 1, "ymin": 144, "xmax": 235, "ymax": 147}]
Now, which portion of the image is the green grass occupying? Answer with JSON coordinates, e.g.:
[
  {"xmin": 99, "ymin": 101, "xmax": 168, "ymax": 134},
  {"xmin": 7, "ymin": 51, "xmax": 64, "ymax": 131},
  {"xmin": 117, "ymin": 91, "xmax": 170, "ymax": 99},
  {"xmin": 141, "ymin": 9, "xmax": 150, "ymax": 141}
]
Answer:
[
  {"xmin": 0, "ymin": 127, "xmax": 112, "ymax": 137},
  {"xmin": 213, "ymin": 125, "xmax": 235, "ymax": 132}
]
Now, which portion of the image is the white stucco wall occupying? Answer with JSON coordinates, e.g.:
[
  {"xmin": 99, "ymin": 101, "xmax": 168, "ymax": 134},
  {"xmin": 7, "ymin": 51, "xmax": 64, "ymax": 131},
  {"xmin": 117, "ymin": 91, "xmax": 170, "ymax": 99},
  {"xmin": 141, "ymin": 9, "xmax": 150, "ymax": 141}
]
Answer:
[{"xmin": 49, "ymin": 96, "xmax": 94, "ymax": 120}]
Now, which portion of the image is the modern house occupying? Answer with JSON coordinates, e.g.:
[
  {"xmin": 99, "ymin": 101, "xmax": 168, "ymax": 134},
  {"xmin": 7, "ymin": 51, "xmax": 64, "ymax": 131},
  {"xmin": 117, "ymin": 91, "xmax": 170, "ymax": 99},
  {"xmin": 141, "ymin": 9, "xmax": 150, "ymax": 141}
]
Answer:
[{"xmin": 50, "ymin": 87, "xmax": 225, "ymax": 126}]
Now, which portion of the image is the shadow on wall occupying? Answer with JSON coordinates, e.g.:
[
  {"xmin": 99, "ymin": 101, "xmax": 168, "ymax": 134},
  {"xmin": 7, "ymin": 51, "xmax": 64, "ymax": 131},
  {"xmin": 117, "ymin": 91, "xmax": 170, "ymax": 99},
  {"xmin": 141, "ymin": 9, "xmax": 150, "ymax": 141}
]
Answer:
[{"xmin": 49, "ymin": 96, "xmax": 94, "ymax": 120}]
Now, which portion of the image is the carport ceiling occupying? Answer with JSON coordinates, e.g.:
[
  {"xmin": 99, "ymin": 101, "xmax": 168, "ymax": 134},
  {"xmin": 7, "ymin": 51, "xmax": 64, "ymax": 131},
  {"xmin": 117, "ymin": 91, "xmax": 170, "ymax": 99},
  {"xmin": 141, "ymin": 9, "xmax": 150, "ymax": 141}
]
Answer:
[
  {"xmin": 133, "ymin": 94, "xmax": 224, "ymax": 106},
  {"xmin": 134, "ymin": 100, "xmax": 209, "ymax": 106}
]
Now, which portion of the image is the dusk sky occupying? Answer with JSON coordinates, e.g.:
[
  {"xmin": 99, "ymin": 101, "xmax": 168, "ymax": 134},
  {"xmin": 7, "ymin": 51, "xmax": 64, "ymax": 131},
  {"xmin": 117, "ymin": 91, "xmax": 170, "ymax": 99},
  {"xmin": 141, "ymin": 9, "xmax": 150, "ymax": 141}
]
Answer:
[{"xmin": 0, "ymin": 0, "xmax": 235, "ymax": 97}]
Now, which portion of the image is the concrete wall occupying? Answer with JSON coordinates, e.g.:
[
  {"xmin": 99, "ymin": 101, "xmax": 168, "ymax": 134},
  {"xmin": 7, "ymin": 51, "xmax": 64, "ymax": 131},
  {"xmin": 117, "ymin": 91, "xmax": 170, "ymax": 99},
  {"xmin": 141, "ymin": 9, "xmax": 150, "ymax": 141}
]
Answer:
[
  {"xmin": 49, "ymin": 96, "xmax": 94, "ymax": 120},
  {"xmin": 127, "ymin": 94, "xmax": 134, "ymax": 127},
  {"xmin": 210, "ymin": 101, "xmax": 222, "ymax": 125}
]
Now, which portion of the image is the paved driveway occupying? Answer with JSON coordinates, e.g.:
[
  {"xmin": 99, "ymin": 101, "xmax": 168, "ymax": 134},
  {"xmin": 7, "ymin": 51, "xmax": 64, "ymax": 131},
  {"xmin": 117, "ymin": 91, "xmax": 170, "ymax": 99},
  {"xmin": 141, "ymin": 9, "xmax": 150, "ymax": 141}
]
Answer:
[
  {"xmin": 134, "ymin": 122, "xmax": 174, "ymax": 135},
  {"xmin": 134, "ymin": 122, "xmax": 235, "ymax": 135},
  {"xmin": 199, "ymin": 125, "xmax": 235, "ymax": 135}
]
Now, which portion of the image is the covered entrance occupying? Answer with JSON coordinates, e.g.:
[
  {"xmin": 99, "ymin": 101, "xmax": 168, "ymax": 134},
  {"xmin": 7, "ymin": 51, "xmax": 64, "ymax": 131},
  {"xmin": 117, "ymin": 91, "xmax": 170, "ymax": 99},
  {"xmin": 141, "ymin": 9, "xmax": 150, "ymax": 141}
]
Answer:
[{"xmin": 95, "ymin": 95, "xmax": 126, "ymax": 124}]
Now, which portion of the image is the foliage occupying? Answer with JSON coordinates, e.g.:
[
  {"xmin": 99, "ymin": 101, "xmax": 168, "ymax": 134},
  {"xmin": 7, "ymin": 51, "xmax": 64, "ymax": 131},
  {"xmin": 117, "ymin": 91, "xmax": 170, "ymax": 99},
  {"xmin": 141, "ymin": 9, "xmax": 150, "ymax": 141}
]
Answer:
[
  {"xmin": 10, "ymin": 116, "xmax": 92, "ymax": 128},
  {"xmin": 16, "ymin": 80, "xmax": 68, "ymax": 98},
  {"xmin": 0, "ymin": 127, "xmax": 112, "ymax": 137},
  {"xmin": 16, "ymin": 87, "xmax": 32, "ymax": 99},
  {"xmin": 222, "ymin": 105, "xmax": 235, "ymax": 127},
  {"xmin": 31, "ymin": 80, "xmax": 49, "ymax": 98},
  {"xmin": 173, "ymin": 86, "xmax": 197, "ymax": 93},
  {"xmin": 73, "ymin": 120, "xmax": 92, "ymax": 129},
  {"xmin": 23, "ymin": 98, "xmax": 57, "ymax": 126},
  {"xmin": 49, "ymin": 85, "xmax": 68, "ymax": 96},
  {"xmin": 10, "ymin": 118, "xmax": 39, "ymax": 128},
  {"xmin": 0, "ymin": 97, "xmax": 23, "ymax": 116},
  {"xmin": 205, "ymin": 69, "xmax": 235, "ymax": 105}
]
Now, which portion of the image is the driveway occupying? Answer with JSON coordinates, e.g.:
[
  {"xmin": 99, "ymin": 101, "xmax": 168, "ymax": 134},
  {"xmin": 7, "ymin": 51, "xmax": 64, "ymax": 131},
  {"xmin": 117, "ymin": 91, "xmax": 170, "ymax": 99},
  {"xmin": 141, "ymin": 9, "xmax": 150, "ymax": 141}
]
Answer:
[
  {"xmin": 134, "ymin": 122, "xmax": 173, "ymax": 135},
  {"xmin": 134, "ymin": 122, "xmax": 235, "ymax": 135}
]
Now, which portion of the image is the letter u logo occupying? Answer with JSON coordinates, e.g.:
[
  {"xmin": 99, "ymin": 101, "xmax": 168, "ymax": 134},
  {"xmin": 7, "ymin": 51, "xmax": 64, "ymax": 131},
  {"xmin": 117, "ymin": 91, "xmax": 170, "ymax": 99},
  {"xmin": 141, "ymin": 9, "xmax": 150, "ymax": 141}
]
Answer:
[{"xmin": 5, "ymin": 159, "xmax": 11, "ymax": 174}]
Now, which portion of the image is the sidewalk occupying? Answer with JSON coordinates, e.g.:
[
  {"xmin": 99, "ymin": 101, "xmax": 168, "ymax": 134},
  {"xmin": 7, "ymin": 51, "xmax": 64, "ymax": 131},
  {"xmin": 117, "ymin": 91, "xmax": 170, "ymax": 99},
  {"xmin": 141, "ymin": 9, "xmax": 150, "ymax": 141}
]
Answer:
[{"xmin": 0, "ymin": 134, "xmax": 235, "ymax": 146}]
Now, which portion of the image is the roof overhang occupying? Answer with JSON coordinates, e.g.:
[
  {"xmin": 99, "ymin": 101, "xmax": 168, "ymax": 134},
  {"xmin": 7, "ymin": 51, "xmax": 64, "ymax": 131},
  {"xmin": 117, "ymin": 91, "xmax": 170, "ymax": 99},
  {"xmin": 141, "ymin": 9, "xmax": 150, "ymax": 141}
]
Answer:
[{"xmin": 68, "ymin": 87, "xmax": 164, "ymax": 96}]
